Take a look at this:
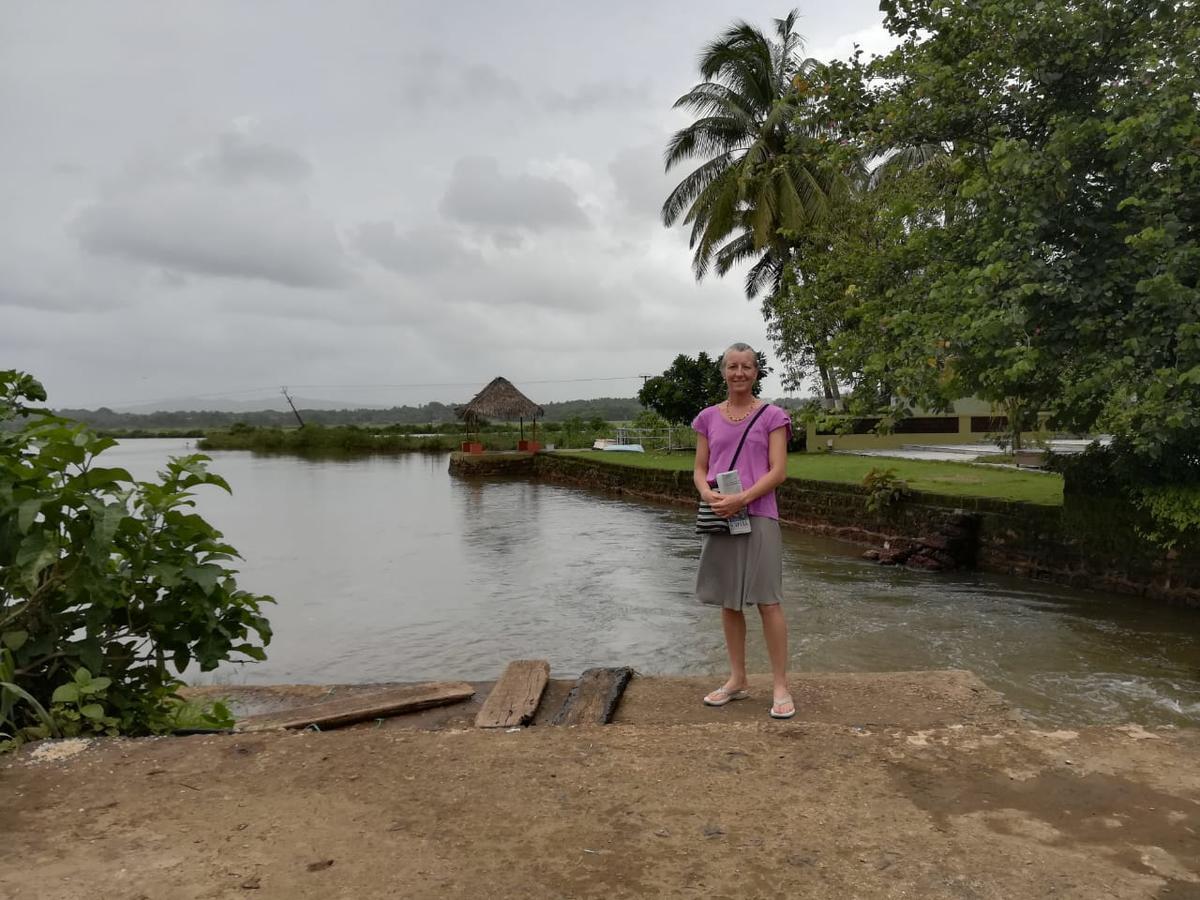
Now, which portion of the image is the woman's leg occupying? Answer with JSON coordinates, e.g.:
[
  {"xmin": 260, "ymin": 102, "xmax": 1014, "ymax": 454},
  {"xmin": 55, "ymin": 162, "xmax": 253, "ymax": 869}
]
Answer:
[
  {"xmin": 757, "ymin": 602, "xmax": 790, "ymax": 706},
  {"xmin": 721, "ymin": 607, "xmax": 748, "ymax": 689}
]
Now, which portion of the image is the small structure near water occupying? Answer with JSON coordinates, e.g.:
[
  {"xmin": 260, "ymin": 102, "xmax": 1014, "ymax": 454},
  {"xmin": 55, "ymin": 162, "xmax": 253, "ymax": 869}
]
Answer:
[{"xmin": 457, "ymin": 376, "xmax": 544, "ymax": 453}]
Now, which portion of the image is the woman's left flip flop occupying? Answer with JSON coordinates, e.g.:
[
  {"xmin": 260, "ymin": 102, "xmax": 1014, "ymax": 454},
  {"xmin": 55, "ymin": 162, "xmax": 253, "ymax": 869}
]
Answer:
[{"xmin": 769, "ymin": 694, "xmax": 796, "ymax": 719}]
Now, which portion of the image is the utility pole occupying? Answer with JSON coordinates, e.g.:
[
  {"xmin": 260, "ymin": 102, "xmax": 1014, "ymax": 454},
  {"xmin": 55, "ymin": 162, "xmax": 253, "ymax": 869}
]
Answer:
[{"xmin": 281, "ymin": 386, "xmax": 305, "ymax": 428}]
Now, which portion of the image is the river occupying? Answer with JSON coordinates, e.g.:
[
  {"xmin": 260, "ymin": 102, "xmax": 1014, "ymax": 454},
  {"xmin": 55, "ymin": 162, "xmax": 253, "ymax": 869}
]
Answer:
[{"xmin": 107, "ymin": 439, "xmax": 1200, "ymax": 727}]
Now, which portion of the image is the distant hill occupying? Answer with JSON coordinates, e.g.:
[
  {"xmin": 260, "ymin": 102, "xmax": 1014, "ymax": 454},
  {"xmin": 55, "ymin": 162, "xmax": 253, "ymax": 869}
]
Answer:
[
  {"xmin": 54, "ymin": 395, "xmax": 820, "ymax": 432},
  {"xmin": 113, "ymin": 396, "xmax": 391, "ymax": 414},
  {"xmin": 54, "ymin": 396, "xmax": 656, "ymax": 430}
]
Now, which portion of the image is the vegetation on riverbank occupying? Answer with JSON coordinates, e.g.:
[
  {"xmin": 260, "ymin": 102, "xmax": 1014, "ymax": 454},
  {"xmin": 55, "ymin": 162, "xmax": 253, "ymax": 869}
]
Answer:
[
  {"xmin": 566, "ymin": 450, "xmax": 1064, "ymax": 506},
  {"xmin": 97, "ymin": 429, "xmax": 206, "ymax": 439},
  {"xmin": 1, "ymin": 371, "xmax": 272, "ymax": 750},
  {"xmin": 57, "ymin": 396, "xmax": 646, "ymax": 432},
  {"xmin": 199, "ymin": 418, "xmax": 621, "ymax": 454},
  {"xmin": 200, "ymin": 426, "xmax": 468, "ymax": 454}
]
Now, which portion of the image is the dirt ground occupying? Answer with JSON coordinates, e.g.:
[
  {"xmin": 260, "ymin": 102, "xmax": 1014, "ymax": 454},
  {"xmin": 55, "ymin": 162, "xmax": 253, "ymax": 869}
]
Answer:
[{"xmin": 4, "ymin": 672, "xmax": 1199, "ymax": 900}]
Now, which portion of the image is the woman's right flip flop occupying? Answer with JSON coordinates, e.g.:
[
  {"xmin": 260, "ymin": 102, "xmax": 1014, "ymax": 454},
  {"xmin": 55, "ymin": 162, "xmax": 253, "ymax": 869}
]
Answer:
[
  {"xmin": 770, "ymin": 694, "xmax": 796, "ymax": 719},
  {"xmin": 703, "ymin": 687, "xmax": 750, "ymax": 707}
]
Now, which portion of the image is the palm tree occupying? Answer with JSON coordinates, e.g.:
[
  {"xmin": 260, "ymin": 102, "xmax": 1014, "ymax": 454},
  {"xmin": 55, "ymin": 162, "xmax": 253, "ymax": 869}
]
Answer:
[{"xmin": 662, "ymin": 10, "xmax": 835, "ymax": 299}]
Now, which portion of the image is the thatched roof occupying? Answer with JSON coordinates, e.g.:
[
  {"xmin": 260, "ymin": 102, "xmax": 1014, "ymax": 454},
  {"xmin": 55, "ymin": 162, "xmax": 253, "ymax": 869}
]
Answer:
[{"xmin": 457, "ymin": 377, "xmax": 543, "ymax": 422}]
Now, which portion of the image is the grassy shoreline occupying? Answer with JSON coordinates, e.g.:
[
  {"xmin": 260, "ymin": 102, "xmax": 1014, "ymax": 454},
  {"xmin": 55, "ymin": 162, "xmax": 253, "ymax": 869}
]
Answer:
[
  {"xmin": 193, "ymin": 426, "xmax": 1063, "ymax": 506},
  {"xmin": 565, "ymin": 450, "xmax": 1064, "ymax": 506}
]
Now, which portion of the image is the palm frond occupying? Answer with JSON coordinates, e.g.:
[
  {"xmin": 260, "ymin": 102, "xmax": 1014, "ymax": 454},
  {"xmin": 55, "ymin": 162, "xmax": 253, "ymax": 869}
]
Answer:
[
  {"xmin": 662, "ymin": 152, "xmax": 736, "ymax": 226},
  {"xmin": 664, "ymin": 115, "xmax": 753, "ymax": 169},
  {"xmin": 772, "ymin": 10, "xmax": 806, "ymax": 88},
  {"xmin": 712, "ymin": 231, "xmax": 757, "ymax": 277},
  {"xmin": 713, "ymin": 234, "xmax": 780, "ymax": 293},
  {"xmin": 743, "ymin": 253, "xmax": 780, "ymax": 297},
  {"xmin": 670, "ymin": 82, "xmax": 754, "ymax": 119},
  {"xmin": 689, "ymin": 169, "xmax": 745, "ymax": 279},
  {"xmin": 697, "ymin": 25, "xmax": 777, "ymax": 112},
  {"xmin": 868, "ymin": 143, "xmax": 949, "ymax": 189}
]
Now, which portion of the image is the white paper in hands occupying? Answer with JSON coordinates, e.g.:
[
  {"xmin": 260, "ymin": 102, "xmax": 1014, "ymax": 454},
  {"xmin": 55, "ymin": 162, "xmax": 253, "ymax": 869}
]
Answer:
[{"xmin": 714, "ymin": 470, "xmax": 752, "ymax": 534}]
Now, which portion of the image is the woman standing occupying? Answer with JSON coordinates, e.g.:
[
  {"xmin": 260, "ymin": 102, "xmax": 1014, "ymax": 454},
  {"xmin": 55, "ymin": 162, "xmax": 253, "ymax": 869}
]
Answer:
[{"xmin": 692, "ymin": 343, "xmax": 794, "ymax": 719}]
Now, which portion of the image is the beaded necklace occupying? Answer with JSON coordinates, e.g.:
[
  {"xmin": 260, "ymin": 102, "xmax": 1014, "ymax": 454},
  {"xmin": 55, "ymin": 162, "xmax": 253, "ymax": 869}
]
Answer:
[{"xmin": 722, "ymin": 399, "xmax": 760, "ymax": 423}]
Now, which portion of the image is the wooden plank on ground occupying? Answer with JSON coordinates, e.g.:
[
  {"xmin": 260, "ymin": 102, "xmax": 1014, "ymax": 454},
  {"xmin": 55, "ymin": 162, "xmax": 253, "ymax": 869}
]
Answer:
[
  {"xmin": 235, "ymin": 682, "xmax": 475, "ymax": 733},
  {"xmin": 551, "ymin": 667, "xmax": 634, "ymax": 726},
  {"xmin": 474, "ymin": 660, "xmax": 550, "ymax": 728}
]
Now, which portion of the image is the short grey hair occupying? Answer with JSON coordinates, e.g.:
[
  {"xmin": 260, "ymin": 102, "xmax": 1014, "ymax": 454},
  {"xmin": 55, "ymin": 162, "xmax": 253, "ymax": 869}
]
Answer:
[{"xmin": 721, "ymin": 342, "xmax": 758, "ymax": 371}]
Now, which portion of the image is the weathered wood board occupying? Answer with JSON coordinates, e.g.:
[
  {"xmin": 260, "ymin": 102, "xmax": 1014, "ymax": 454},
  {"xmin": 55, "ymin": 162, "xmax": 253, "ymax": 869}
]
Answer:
[
  {"xmin": 474, "ymin": 660, "xmax": 550, "ymax": 728},
  {"xmin": 551, "ymin": 667, "xmax": 634, "ymax": 726},
  {"xmin": 235, "ymin": 682, "xmax": 475, "ymax": 733}
]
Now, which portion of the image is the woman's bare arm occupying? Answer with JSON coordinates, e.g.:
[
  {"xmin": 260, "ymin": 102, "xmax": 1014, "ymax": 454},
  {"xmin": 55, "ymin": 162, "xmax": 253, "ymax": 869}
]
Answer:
[{"xmin": 693, "ymin": 433, "xmax": 720, "ymax": 503}]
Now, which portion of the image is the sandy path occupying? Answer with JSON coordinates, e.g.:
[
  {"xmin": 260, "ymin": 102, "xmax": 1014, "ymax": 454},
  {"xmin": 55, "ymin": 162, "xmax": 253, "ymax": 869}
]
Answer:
[{"xmin": 4, "ymin": 675, "xmax": 1198, "ymax": 899}]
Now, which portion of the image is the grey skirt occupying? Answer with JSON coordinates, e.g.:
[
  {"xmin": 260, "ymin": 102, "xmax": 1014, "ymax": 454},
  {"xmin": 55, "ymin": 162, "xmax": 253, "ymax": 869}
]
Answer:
[{"xmin": 695, "ymin": 516, "xmax": 784, "ymax": 610}]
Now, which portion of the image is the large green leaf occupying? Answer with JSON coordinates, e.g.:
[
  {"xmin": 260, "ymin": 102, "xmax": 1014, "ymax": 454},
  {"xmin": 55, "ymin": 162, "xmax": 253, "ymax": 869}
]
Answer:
[
  {"xmin": 51, "ymin": 683, "xmax": 80, "ymax": 704},
  {"xmin": 14, "ymin": 533, "xmax": 59, "ymax": 591},
  {"xmin": 16, "ymin": 498, "xmax": 42, "ymax": 534}
]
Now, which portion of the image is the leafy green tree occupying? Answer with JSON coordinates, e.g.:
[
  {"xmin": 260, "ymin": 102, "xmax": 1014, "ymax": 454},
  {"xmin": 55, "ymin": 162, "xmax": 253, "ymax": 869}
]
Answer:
[
  {"xmin": 775, "ymin": 0, "xmax": 1200, "ymax": 541},
  {"xmin": 638, "ymin": 351, "xmax": 770, "ymax": 424},
  {"xmin": 1, "ymin": 371, "xmax": 273, "ymax": 746},
  {"xmin": 769, "ymin": 141, "xmax": 956, "ymax": 412},
  {"xmin": 632, "ymin": 409, "xmax": 671, "ymax": 431},
  {"xmin": 828, "ymin": 0, "xmax": 1199, "ymax": 463}
]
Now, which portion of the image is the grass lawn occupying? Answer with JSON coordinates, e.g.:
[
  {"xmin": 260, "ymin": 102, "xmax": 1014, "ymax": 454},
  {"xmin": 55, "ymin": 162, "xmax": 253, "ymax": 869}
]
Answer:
[{"xmin": 564, "ymin": 450, "xmax": 1064, "ymax": 506}]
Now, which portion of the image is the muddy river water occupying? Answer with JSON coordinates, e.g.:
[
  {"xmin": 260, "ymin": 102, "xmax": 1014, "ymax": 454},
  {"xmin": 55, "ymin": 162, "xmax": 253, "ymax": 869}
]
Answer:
[{"xmin": 110, "ymin": 440, "xmax": 1200, "ymax": 727}]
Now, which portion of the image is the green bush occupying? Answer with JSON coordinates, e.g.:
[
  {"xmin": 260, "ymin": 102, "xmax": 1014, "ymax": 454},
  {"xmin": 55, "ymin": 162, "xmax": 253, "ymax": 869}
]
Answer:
[
  {"xmin": 861, "ymin": 467, "xmax": 911, "ymax": 513},
  {"xmin": 1052, "ymin": 440, "xmax": 1200, "ymax": 550},
  {"xmin": 0, "ymin": 371, "xmax": 271, "ymax": 749}
]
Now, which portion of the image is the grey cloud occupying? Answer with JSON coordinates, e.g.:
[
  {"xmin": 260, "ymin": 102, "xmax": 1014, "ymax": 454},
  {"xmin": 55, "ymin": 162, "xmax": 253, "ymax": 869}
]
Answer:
[
  {"xmin": 462, "ymin": 63, "xmax": 524, "ymax": 105},
  {"xmin": 397, "ymin": 53, "xmax": 523, "ymax": 110},
  {"xmin": 74, "ymin": 181, "xmax": 350, "ymax": 288},
  {"xmin": 67, "ymin": 127, "xmax": 347, "ymax": 289},
  {"xmin": 543, "ymin": 81, "xmax": 649, "ymax": 114},
  {"xmin": 440, "ymin": 156, "xmax": 590, "ymax": 232},
  {"xmin": 489, "ymin": 230, "xmax": 526, "ymax": 250},
  {"xmin": 198, "ymin": 131, "xmax": 312, "ymax": 184},
  {"xmin": 353, "ymin": 221, "xmax": 480, "ymax": 275},
  {"xmin": 609, "ymin": 143, "xmax": 675, "ymax": 220},
  {"xmin": 0, "ymin": 284, "xmax": 97, "ymax": 313},
  {"xmin": 0, "ymin": 254, "xmax": 141, "ymax": 313}
]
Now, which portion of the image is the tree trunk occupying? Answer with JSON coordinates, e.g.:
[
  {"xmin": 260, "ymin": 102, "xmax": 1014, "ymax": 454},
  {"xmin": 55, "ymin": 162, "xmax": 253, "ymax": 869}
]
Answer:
[
  {"xmin": 1006, "ymin": 399, "xmax": 1023, "ymax": 452},
  {"xmin": 817, "ymin": 362, "xmax": 842, "ymax": 410}
]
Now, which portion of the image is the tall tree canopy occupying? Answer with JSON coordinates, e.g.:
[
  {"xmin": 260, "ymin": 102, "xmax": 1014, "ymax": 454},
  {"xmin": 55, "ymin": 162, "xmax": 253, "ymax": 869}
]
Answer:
[{"xmin": 823, "ymin": 0, "xmax": 1200, "ymax": 466}]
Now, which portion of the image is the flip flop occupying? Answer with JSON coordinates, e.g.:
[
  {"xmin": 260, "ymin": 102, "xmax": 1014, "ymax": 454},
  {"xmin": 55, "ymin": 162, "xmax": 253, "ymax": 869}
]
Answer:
[
  {"xmin": 703, "ymin": 687, "xmax": 750, "ymax": 707},
  {"xmin": 769, "ymin": 694, "xmax": 796, "ymax": 719}
]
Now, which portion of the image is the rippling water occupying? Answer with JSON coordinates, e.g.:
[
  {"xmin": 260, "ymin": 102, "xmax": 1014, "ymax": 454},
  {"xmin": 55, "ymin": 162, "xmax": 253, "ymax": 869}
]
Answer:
[{"xmin": 109, "ymin": 440, "xmax": 1200, "ymax": 727}]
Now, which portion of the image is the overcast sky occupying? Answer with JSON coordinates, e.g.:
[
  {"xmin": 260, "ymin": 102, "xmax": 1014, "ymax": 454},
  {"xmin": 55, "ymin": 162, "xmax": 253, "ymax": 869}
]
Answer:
[{"xmin": 2, "ymin": 1, "xmax": 894, "ymax": 409}]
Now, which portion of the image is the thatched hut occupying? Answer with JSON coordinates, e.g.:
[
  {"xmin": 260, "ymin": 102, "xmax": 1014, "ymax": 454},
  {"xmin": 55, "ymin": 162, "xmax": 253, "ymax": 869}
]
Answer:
[{"xmin": 457, "ymin": 377, "xmax": 544, "ymax": 448}]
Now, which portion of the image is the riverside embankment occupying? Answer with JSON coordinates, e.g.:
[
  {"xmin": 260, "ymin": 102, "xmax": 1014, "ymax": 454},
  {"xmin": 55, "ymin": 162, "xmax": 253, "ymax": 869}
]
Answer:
[
  {"xmin": 5, "ymin": 672, "xmax": 1198, "ymax": 899},
  {"xmin": 451, "ymin": 451, "xmax": 1200, "ymax": 605}
]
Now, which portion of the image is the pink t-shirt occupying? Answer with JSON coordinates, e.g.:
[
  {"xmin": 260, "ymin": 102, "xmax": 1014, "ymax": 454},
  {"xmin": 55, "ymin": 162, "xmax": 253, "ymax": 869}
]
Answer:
[{"xmin": 692, "ymin": 403, "xmax": 792, "ymax": 519}]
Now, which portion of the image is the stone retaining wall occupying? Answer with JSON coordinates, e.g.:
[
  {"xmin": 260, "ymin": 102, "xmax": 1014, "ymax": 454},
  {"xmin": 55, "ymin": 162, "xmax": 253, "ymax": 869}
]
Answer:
[
  {"xmin": 447, "ymin": 452, "xmax": 537, "ymax": 476},
  {"xmin": 450, "ymin": 452, "xmax": 1200, "ymax": 606}
]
